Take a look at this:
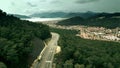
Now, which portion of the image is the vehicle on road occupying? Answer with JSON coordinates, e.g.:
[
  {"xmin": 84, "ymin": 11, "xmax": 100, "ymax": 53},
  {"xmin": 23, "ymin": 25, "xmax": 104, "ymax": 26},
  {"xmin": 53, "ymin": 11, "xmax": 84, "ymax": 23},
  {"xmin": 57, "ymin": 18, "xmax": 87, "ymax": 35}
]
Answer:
[{"xmin": 38, "ymin": 56, "xmax": 42, "ymax": 61}]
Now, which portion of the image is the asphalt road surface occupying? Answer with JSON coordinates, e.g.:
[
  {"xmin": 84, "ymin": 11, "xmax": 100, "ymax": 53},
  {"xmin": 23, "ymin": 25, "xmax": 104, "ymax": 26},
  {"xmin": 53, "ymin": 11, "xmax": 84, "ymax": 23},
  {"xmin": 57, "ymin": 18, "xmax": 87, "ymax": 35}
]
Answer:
[{"xmin": 32, "ymin": 32, "xmax": 59, "ymax": 68}]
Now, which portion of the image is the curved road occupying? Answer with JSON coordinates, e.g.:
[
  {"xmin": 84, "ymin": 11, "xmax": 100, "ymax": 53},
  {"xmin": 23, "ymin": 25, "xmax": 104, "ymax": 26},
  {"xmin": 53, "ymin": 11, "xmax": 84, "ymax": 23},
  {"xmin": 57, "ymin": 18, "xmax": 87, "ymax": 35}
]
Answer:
[{"xmin": 31, "ymin": 32, "xmax": 59, "ymax": 68}]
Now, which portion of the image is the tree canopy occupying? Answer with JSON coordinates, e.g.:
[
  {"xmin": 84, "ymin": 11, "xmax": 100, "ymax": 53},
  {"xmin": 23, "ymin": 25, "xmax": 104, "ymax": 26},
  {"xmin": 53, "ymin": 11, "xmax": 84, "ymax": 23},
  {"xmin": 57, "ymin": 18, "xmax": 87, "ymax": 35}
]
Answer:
[
  {"xmin": 0, "ymin": 9, "xmax": 51, "ymax": 68},
  {"xmin": 51, "ymin": 28, "xmax": 120, "ymax": 68}
]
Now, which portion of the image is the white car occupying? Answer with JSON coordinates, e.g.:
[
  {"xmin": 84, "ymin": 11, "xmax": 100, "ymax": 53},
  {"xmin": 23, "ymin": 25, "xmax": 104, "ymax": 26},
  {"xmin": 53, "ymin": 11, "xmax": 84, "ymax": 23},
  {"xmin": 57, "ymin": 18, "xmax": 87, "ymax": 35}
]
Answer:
[{"xmin": 38, "ymin": 56, "xmax": 42, "ymax": 61}]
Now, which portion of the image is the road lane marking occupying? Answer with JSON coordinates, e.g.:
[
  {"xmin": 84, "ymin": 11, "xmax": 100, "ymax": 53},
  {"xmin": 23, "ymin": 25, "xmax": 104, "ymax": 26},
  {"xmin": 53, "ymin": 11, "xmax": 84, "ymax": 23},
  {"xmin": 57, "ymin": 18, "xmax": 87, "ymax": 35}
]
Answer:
[{"xmin": 46, "ymin": 61, "xmax": 52, "ymax": 63}]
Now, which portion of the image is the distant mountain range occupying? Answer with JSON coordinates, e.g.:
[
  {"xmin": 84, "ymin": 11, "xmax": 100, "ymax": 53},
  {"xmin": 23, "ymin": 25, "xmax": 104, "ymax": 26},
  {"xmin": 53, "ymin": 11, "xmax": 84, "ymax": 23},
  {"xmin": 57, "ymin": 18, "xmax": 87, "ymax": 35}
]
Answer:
[
  {"xmin": 57, "ymin": 13, "xmax": 120, "ymax": 29},
  {"xmin": 11, "ymin": 11, "xmax": 120, "ymax": 19},
  {"xmin": 29, "ymin": 11, "xmax": 98, "ymax": 18},
  {"xmin": 11, "ymin": 12, "xmax": 120, "ymax": 29},
  {"xmin": 10, "ymin": 14, "xmax": 31, "ymax": 18},
  {"xmin": 30, "ymin": 12, "xmax": 67, "ymax": 18}
]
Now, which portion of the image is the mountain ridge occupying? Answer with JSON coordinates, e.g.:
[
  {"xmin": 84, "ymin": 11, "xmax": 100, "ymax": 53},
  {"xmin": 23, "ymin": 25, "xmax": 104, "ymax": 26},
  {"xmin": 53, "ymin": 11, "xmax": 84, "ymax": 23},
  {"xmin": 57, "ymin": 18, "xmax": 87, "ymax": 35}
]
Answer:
[{"xmin": 57, "ymin": 13, "xmax": 120, "ymax": 29}]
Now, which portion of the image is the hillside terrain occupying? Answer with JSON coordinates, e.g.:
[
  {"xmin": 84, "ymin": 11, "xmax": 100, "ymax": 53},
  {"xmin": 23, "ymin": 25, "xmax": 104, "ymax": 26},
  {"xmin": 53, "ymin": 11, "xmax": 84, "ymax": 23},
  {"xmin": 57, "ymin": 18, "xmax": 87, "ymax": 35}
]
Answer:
[
  {"xmin": 0, "ymin": 10, "xmax": 51, "ymax": 68},
  {"xmin": 57, "ymin": 13, "xmax": 120, "ymax": 29}
]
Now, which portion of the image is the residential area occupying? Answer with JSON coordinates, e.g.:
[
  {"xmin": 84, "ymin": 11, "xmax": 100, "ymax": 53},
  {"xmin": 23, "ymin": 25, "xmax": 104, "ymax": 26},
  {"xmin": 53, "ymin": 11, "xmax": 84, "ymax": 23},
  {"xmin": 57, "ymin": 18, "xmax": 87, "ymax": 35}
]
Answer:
[{"xmin": 41, "ymin": 21, "xmax": 120, "ymax": 42}]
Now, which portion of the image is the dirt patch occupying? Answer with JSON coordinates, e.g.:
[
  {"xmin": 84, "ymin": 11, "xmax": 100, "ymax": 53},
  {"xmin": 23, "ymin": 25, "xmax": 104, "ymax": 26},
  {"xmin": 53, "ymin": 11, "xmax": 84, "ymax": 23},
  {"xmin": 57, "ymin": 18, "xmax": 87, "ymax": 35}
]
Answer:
[{"xmin": 56, "ymin": 46, "xmax": 61, "ymax": 54}]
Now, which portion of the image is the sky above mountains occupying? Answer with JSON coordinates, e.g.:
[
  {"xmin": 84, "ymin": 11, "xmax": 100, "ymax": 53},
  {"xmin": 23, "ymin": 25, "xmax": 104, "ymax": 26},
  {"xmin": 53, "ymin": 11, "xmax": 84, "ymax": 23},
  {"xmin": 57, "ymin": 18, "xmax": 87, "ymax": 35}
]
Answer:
[{"xmin": 0, "ymin": 0, "xmax": 120, "ymax": 15}]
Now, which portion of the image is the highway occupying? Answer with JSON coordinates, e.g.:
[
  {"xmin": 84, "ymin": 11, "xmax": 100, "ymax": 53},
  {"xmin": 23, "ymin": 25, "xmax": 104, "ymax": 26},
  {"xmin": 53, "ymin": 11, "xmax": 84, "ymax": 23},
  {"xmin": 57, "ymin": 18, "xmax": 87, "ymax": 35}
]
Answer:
[{"xmin": 31, "ymin": 32, "xmax": 59, "ymax": 68}]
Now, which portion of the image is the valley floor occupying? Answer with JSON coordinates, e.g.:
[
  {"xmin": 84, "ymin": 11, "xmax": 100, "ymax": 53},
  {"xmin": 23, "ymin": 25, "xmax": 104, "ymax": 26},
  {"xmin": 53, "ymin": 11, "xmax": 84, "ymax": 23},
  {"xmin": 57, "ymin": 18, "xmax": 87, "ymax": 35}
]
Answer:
[{"xmin": 40, "ymin": 20, "xmax": 120, "ymax": 42}]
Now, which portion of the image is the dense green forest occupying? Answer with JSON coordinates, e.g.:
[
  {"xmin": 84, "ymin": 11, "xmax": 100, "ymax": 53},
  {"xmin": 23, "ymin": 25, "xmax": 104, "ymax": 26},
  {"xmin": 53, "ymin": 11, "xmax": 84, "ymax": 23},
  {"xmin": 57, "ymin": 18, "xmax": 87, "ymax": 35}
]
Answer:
[
  {"xmin": 51, "ymin": 28, "xmax": 120, "ymax": 68},
  {"xmin": 0, "ymin": 10, "xmax": 51, "ymax": 68},
  {"xmin": 57, "ymin": 14, "xmax": 120, "ymax": 29}
]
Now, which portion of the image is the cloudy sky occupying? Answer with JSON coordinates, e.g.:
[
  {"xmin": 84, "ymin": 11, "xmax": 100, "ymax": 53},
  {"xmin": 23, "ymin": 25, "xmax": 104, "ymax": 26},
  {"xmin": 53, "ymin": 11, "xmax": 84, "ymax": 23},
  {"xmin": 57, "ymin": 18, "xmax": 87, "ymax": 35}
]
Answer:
[{"xmin": 0, "ymin": 0, "xmax": 120, "ymax": 15}]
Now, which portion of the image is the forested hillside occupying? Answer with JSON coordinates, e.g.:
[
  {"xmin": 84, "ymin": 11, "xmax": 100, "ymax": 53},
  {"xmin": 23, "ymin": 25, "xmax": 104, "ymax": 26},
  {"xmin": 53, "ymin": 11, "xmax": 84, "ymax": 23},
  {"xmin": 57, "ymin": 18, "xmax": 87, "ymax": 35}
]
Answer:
[
  {"xmin": 51, "ymin": 28, "xmax": 120, "ymax": 68},
  {"xmin": 57, "ymin": 13, "xmax": 120, "ymax": 29},
  {"xmin": 12, "ymin": 14, "xmax": 30, "ymax": 19},
  {"xmin": 0, "ymin": 10, "xmax": 51, "ymax": 68}
]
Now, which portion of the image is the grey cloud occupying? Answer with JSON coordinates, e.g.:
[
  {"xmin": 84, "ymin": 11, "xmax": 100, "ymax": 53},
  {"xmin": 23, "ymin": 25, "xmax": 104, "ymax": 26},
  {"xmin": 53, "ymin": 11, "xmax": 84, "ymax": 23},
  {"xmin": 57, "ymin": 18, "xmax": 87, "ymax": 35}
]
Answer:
[
  {"xmin": 11, "ymin": 2, "xmax": 15, "ymax": 6},
  {"xmin": 76, "ymin": 0, "xmax": 100, "ymax": 4},
  {"xmin": 39, "ymin": 0, "xmax": 62, "ymax": 3},
  {"xmin": 50, "ymin": 0, "xmax": 62, "ymax": 3},
  {"xmin": 27, "ymin": 2, "xmax": 37, "ymax": 7},
  {"xmin": 39, "ymin": 0, "xmax": 47, "ymax": 2}
]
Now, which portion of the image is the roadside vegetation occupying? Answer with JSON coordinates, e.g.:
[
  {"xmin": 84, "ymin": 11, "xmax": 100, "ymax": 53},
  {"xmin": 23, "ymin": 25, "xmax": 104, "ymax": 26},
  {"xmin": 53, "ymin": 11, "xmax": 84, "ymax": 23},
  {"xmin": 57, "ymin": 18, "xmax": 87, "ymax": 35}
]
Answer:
[
  {"xmin": 0, "ymin": 10, "xmax": 51, "ymax": 68},
  {"xmin": 51, "ymin": 28, "xmax": 120, "ymax": 68}
]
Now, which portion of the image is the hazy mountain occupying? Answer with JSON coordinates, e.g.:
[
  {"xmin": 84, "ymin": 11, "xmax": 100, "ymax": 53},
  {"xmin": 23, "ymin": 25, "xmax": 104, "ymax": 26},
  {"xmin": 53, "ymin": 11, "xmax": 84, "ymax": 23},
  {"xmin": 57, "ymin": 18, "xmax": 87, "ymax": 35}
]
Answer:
[
  {"xmin": 10, "ymin": 14, "xmax": 31, "ymax": 18},
  {"xmin": 57, "ymin": 16, "xmax": 84, "ymax": 25},
  {"xmin": 65, "ymin": 11, "xmax": 98, "ymax": 18},
  {"xmin": 57, "ymin": 13, "xmax": 120, "ymax": 28},
  {"xmin": 57, "ymin": 16, "xmax": 85, "ymax": 25},
  {"xmin": 30, "ymin": 12, "xmax": 67, "ymax": 18},
  {"xmin": 30, "ymin": 11, "xmax": 98, "ymax": 18}
]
